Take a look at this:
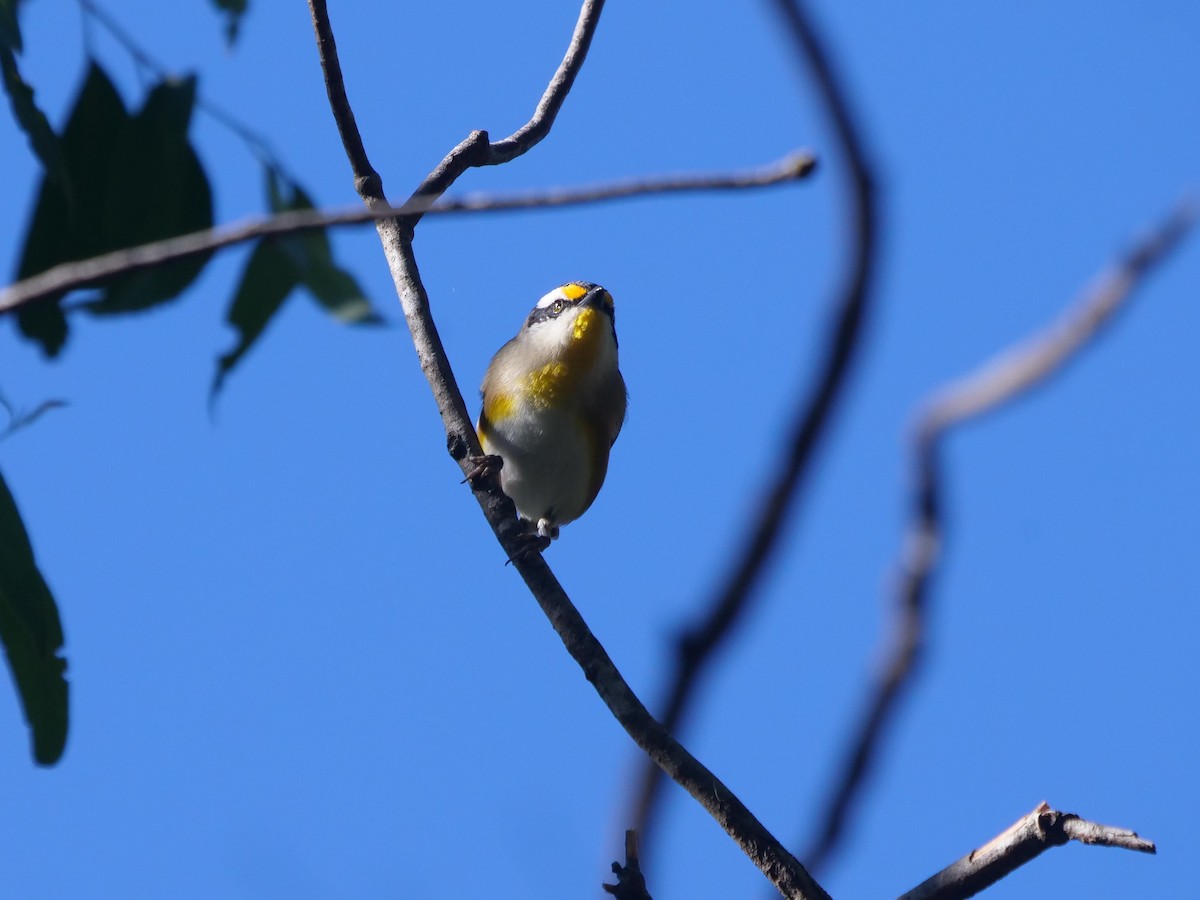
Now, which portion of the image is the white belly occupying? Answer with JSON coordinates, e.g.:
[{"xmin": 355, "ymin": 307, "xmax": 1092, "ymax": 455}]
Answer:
[{"xmin": 482, "ymin": 405, "xmax": 593, "ymax": 528}]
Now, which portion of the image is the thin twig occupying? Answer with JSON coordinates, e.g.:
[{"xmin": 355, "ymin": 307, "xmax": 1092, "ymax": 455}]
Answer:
[
  {"xmin": 395, "ymin": 0, "xmax": 608, "ymax": 234},
  {"xmin": 803, "ymin": 198, "xmax": 1196, "ymax": 874},
  {"xmin": 0, "ymin": 392, "xmax": 67, "ymax": 444},
  {"xmin": 488, "ymin": 2, "xmax": 601, "ymax": 164},
  {"xmin": 631, "ymin": 0, "xmax": 878, "ymax": 848},
  {"xmin": 898, "ymin": 801, "xmax": 1156, "ymax": 900},
  {"xmin": 0, "ymin": 153, "xmax": 815, "ymax": 315},
  {"xmin": 306, "ymin": 1, "xmax": 829, "ymax": 897}
]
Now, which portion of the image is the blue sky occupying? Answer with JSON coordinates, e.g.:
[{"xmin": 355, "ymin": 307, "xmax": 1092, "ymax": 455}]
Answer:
[{"xmin": 2, "ymin": 2, "xmax": 1198, "ymax": 898}]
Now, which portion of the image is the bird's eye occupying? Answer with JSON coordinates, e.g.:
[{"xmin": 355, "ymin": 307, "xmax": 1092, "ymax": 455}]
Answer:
[{"xmin": 552, "ymin": 299, "xmax": 565, "ymax": 314}]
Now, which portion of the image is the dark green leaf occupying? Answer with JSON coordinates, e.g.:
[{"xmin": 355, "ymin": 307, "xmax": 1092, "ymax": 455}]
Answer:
[
  {"xmin": 0, "ymin": 0, "xmax": 22, "ymax": 53},
  {"xmin": 267, "ymin": 172, "xmax": 382, "ymax": 325},
  {"xmin": 22, "ymin": 62, "xmax": 130, "ymax": 272},
  {"xmin": 0, "ymin": 45, "xmax": 66, "ymax": 187},
  {"xmin": 15, "ymin": 299, "xmax": 68, "ymax": 356},
  {"xmin": 211, "ymin": 168, "xmax": 381, "ymax": 398},
  {"xmin": 0, "ymin": 0, "xmax": 59, "ymax": 182},
  {"xmin": 300, "ymin": 262, "xmax": 379, "ymax": 323},
  {"xmin": 208, "ymin": 0, "xmax": 248, "ymax": 47},
  {"xmin": 87, "ymin": 75, "xmax": 213, "ymax": 314},
  {"xmin": 210, "ymin": 238, "xmax": 302, "ymax": 399},
  {"xmin": 0, "ymin": 468, "xmax": 68, "ymax": 766},
  {"xmin": 14, "ymin": 63, "xmax": 130, "ymax": 355},
  {"xmin": 264, "ymin": 164, "xmax": 289, "ymax": 214},
  {"xmin": 11, "ymin": 63, "xmax": 216, "ymax": 351}
]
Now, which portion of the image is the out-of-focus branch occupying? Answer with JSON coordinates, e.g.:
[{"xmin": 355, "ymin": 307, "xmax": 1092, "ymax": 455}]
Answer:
[
  {"xmin": 917, "ymin": 201, "xmax": 1196, "ymax": 436},
  {"xmin": 803, "ymin": 198, "xmax": 1196, "ymax": 873},
  {"xmin": 307, "ymin": 1, "xmax": 829, "ymax": 897},
  {"xmin": 0, "ymin": 393, "xmax": 66, "ymax": 443},
  {"xmin": 631, "ymin": 0, "xmax": 877, "ymax": 846},
  {"xmin": 0, "ymin": 152, "xmax": 815, "ymax": 316},
  {"xmin": 604, "ymin": 831, "xmax": 654, "ymax": 900},
  {"xmin": 898, "ymin": 802, "xmax": 1156, "ymax": 900}
]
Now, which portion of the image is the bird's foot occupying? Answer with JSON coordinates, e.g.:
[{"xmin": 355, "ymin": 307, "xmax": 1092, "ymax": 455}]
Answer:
[
  {"xmin": 504, "ymin": 530, "xmax": 553, "ymax": 565},
  {"xmin": 463, "ymin": 453, "xmax": 503, "ymax": 488},
  {"xmin": 503, "ymin": 517, "xmax": 559, "ymax": 565}
]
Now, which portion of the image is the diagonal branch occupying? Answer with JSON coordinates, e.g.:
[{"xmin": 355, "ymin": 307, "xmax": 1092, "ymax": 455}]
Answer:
[
  {"xmin": 306, "ymin": 1, "xmax": 829, "ymax": 897},
  {"xmin": 0, "ymin": 152, "xmax": 815, "ymax": 316},
  {"xmin": 803, "ymin": 197, "xmax": 1196, "ymax": 873},
  {"xmin": 631, "ymin": 0, "xmax": 878, "ymax": 846},
  {"xmin": 898, "ymin": 802, "xmax": 1156, "ymax": 900}
]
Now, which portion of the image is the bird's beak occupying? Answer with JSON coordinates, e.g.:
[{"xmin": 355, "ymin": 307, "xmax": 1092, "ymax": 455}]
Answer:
[{"xmin": 580, "ymin": 286, "xmax": 613, "ymax": 314}]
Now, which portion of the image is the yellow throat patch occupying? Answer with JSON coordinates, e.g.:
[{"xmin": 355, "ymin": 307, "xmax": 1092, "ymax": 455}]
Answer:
[
  {"xmin": 573, "ymin": 306, "xmax": 596, "ymax": 341},
  {"xmin": 521, "ymin": 307, "xmax": 604, "ymax": 409}
]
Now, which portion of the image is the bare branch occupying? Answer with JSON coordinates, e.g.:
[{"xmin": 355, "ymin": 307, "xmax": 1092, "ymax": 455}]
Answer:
[
  {"xmin": 804, "ymin": 198, "xmax": 1196, "ymax": 873},
  {"xmin": 603, "ymin": 831, "xmax": 654, "ymax": 900},
  {"xmin": 631, "ymin": 0, "xmax": 878, "ymax": 848},
  {"xmin": 306, "ymin": 1, "xmax": 829, "ymax": 897},
  {"xmin": 916, "ymin": 197, "xmax": 1197, "ymax": 438},
  {"xmin": 898, "ymin": 802, "xmax": 1156, "ymax": 900},
  {"xmin": 0, "ymin": 152, "xmax": 815, "ymax": 316},
  {"xmin": 488, "ymin": 0, "xmax": 604, "ymax": 163},
  {"xmin": 399, "ymin": 0, "xmax": 608, "ymax": 233}
]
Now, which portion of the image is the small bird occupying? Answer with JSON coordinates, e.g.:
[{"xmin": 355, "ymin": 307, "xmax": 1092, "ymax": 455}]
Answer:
[{"xmin": 476, "ymin": 282, "xmax": 627, "ymax": 546}]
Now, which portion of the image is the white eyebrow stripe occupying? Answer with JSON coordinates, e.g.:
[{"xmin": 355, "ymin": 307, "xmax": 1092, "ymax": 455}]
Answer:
[{"xmin": 535, "ymin": 288, "xmax": 565, "ymax": 309}]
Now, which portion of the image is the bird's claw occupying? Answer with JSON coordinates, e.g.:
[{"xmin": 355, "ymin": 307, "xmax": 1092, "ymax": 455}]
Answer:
[
  {"xmin": 504, "ymin": 528, "xmax": 553, "ymax": 565},
  {"xmin": 463, "ymin": 453, "xmax": 503, "ymax": 487}
]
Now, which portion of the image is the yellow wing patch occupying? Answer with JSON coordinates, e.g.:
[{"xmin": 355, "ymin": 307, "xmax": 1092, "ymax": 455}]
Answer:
[{"xmin": 484, "ymin": 390, "xmax": 517, "ymax": 424}]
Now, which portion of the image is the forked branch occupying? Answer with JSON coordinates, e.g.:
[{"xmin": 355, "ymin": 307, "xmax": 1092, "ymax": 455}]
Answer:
[
  {"xmin": 898, "ymin": 802, "xmax": 1155, "ymax": 900},
  {"xmin": 306, "ymin": 0, "xmax": 828, "ymax": 897}
]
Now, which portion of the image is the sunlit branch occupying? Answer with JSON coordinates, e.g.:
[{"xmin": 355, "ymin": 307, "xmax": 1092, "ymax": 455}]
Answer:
[
  {"xmin": 804, "ymin": 197, "xmax": 1195, "ymax": 873},
  {"xmin": 0, "ymin": 153, "xmax": 815, "ymax": 315},
  {"xmin": 898, "ymin": 802, "xmax": 1155, "ymax": 900}
]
